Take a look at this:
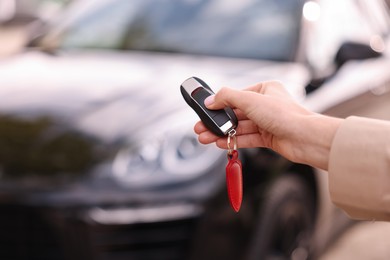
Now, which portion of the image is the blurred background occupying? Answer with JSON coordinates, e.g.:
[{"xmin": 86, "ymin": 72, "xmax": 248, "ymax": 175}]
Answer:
[{"xmin": 0, "ymin": 0, "xmax": 389, "ymax": 259}]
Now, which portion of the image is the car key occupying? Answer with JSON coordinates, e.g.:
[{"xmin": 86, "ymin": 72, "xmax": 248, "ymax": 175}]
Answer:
[
  {"xmin": 180, "ymin": 77, "xmax": 243, "ymax": 212},
  {"xmin": 180, "ymin": 77, "xmax": 238, "ymax": 137}
]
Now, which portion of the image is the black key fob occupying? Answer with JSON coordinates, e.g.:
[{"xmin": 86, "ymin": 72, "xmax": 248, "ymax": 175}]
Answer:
[{"xmin": 180, "ymin": 77, "xmax": 238, "ymax": 137}]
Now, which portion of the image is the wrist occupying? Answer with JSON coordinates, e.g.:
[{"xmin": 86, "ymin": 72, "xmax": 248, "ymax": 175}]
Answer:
[{"xmin": 295, "ymin": 114, "xmax": 343, "ymax": 170}]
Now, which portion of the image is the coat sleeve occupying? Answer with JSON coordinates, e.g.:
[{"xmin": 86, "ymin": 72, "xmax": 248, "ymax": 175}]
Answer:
[{"xmin": 328, "ymin": 116, "xmax": 390, "ymax": 221}]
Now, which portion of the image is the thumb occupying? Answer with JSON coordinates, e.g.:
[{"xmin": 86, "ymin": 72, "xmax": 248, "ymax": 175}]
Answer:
[
  {"xmin": 205, "ymin": 87, "xmax": 260, "ymax": 115},
  {"xmin": 204, "ymin": 87, "xmax": 241, "ymax": 110}
]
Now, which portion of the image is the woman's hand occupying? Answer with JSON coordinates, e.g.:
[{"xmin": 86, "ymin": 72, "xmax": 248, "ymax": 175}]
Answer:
[{"xmin": 194, "ymin": 81, "xmax": 342, "ymax": 170}]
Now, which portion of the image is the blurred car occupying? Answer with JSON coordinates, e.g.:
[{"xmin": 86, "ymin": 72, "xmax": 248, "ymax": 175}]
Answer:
[
  {"xmin": 0, "ymin": 0, "xmax": 388, "ymax": 260},
  {"xmin": 0, "ymin": 0, "xmax": 36, "ymax": 24},
  {"xmin": 0, "ymin": 0, "xmax": 71, "ymax": 24}
]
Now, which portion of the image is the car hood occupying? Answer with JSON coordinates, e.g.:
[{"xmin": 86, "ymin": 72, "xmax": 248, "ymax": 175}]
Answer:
[
  {"xmin": 0, "ymin": 50, "xmax": 309, "ymax": 179},
  {"xmin": 0, "ymin": 50, "xmax": 308, "ymax": 107},
  {"xmin": 0, "ymin": 50, "xmax": 309, "ymax": 140}
]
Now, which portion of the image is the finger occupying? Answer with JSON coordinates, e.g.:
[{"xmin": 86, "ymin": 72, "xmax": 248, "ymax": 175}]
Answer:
[
  {"xmin": 232, "ymin": 108, "xmax": 248, "ymax": 121},
  {"xmin": 194, "ymin": 121, "xmax": 208, "ymax": 134},
  {"xmin": 196, "ymin": 119, "xmax": 260, "ymax": 147},
  {"xmin": 215, "ymin": 133, "xmax": 267, "ymax": 149},
  {"xmin": 194, "ymin": 108, "xmax": 248, "ymax": 135},
  {"xmin": 195, "ymin": 118, "xmax": 257, "ymax": 137},
  {"xmin": 198, "ymin": 130, "xmax": 222, "ymax": 144},
  {"xmin": 235, "ymin": 119, "xmax": 259, "ymax": 135}
]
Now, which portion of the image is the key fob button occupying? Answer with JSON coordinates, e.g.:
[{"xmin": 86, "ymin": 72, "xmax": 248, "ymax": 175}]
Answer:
[
  {"xmin": 213, "ymin": 113, "xmax": 231, "ymax": 127},
  {"xmin": 191, "ymin": 88, "xmax": 219, "ymax": 118}
]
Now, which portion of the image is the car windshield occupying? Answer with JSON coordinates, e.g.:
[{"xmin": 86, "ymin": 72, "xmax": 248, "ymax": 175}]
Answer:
[{"xmin": 55, "ymin": 0, "xmax": 305, "ymax": 61}]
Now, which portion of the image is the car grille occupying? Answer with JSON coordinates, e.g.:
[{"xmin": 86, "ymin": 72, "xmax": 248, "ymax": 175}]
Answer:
[
  {"xmin": 0, "ymin": 205, "xmax": 198, "ymax": 260},
  {"xmin": 0, "ymin": 205, "xmax": 65, "ymax": 260},
  {"xmin": 90, "ymin": 219, "xmax": 197, "ymax": 260}
]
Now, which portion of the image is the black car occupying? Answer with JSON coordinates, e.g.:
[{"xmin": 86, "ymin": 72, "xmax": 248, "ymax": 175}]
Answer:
[{"xmin": 0, "ymin": 0, "xmax": 388, "ymax": 259}]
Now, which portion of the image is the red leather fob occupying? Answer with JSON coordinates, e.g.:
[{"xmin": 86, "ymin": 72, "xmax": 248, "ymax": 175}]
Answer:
[{"xmin": 226, "ymin": 150, "xmax": 243, "ymax": 212}]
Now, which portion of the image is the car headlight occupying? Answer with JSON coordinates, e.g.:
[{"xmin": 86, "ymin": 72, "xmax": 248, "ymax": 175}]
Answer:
[{"xmin": 112, "ymin": 123, "xmax": 224, "ymax": 188}]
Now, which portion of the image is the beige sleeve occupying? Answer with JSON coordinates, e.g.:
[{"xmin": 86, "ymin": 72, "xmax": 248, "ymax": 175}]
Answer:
[{"xmin": 328, "ymin": 116, "xmax": 390, "ymax": 221}]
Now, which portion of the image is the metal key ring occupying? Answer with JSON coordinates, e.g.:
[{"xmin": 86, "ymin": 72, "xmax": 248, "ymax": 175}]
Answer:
[{"xmin": 227, "ymin": 130, "xmax": 237, "ymax": 155}]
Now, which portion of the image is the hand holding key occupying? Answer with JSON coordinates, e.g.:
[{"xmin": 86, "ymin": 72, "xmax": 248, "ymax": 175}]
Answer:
[
  {"xmin": 181, "ymin": 77, "xmax": 242, "ymax": 212},
  {"xmin": 192, "ymin": 79, "xmax": 390, "ymax": 222},
  {"xmin": 194, "ymin": 81, "xmax": 342, "ymax": 171}
]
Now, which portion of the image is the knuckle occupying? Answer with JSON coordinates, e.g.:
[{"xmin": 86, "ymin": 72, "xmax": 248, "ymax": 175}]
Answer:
[
  {"xmin": 258, "ymin": 80, "xmax": 285, "ymax": 94},
  {"xmin": 217, "ymin": 86, "xmax": 231, "ymax": 96},
  {"xmin": 215, "ymin": 86, "xmax": 232, "ymax": 101},
  {"xmin": 263, "ymin": 80, "xmax": 283, "ymax": 88}
]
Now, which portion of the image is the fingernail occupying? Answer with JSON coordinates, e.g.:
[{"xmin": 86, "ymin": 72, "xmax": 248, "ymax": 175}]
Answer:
[{"xmin": 204, "ymin": 95, "xmax": 215, "ymax": 107}]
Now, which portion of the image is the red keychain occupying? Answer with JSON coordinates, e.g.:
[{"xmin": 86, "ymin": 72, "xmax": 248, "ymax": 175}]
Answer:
[{"xmin": 226, "ymin": 130, "xmax": 243, "ymax": 212}]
